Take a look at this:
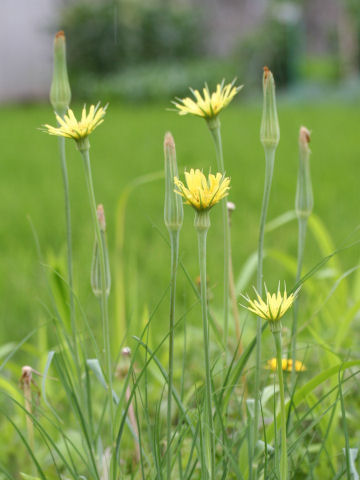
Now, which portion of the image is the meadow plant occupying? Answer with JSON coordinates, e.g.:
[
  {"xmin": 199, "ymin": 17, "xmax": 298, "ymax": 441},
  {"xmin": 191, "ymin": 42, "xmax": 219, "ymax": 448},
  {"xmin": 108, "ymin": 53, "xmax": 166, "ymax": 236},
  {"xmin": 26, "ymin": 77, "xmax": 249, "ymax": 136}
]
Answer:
[
  {"xmin": 291, "ymin": 126, "xmax": 313, "ymax": 384},
  {"xmin": 43, "ymin": 102, "xmax": 115, "ymax": 472},
  {"xmin": 163, "ymin": 131, "xmax": 183, "ymax": 479},
  {"xmin": 173, "ymin": 80, "xmax": 242, "ymax": 350},
  {"xmin": 4, "ymin": 31, "xmax": 360, "ymax": 480},
  {"xmin": 243, "ymin": 285, "xmax": 298, "ymax": 480},
  {"xmin": 174, "ymin": 169, "xmax": 230, "ymax": 479},
  {"xmin": 252, "ymin": 66, "xmax": 280, "ymax": 474},
  {"xmin": 49, "ymin": 31, "xmax": 77, "ymax": 368}
]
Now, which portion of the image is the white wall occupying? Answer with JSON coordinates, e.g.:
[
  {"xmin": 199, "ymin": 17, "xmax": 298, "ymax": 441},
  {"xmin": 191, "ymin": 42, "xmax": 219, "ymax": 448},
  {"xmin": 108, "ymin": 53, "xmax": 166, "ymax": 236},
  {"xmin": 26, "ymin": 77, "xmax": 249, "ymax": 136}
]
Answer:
[{"xmin": 0, "ymin": 0, "xmax": 62, "ymax": 102}]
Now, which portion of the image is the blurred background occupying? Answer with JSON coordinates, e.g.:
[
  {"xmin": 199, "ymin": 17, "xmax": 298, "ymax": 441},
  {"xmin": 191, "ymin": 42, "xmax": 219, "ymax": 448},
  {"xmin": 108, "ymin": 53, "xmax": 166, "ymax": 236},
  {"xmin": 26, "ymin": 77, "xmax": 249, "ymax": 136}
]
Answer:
[
  {"xmin": 1, "ymin": 0, "xmax": 360, "ymax": 347},
  {"xmin": 2, "ymin": 0, "xmax": 360, "ymax": 103}
]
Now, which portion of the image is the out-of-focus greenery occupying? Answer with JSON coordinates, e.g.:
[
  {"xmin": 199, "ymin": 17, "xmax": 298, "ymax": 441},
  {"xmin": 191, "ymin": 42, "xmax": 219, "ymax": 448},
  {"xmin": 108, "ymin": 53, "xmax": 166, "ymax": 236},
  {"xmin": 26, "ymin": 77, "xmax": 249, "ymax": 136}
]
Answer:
[
  {"xmin": 1, "ymin": 100, "xmax": 360, "ymax": 348},
  {"xmin": 60, "ymin": 0, "xmax": 204, "ymax": 80},
  {"xmin": 299, "ymin": 56, "xmax": 340, "ymax": 83},
  {"xmin": 3, "ymin": 98, "xmax": 360, "ymax": 478},
  {"xmin": 235, "ymin": 7, "xmax": 303, "ymax": 87},
  {"xmin": 79, "ymin": 59, "xmax": 241, "ymax": 102}
]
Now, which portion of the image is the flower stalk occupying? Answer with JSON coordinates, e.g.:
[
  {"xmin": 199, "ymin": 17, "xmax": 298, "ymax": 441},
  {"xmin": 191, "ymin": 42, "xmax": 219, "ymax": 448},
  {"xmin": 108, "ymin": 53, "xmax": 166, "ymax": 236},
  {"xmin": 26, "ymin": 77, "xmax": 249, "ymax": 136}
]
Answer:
[
  {"xmin": 49, "ymin": 31, "xmax": 77, "ymax": 368},
  {"xmin": 227, "ymin": 202, "xmax": 242, "ymax": 354},
  {"xmin": 172, "ymin": 80, "xmax": 241, "ymax": 356},
  {"xmin": 253, "ymin": 67, "xmax": 280, "ymax": 467},
  {"xmin": 207, "ymin": 117, "xmax": 231, "ymax": 353},
  {"xmin": 58, "ymin": 135, "xmax": 77, "ymax": 355},
  {"xmin": 291, "ymin": 126, "xmax": 313, "ymax": 385},
  {"xmin": 272, "ymin": 328, "xmax": 288, "ymax": 480},
  {"xmin": 195, "ymin": 210, "xmax": 215, "ymax": 479},
  {"xmin": 164, "ymin": 132, "xmax": 183, "ymax": 479},
  {"xmin": 242, "ymin": 286, "xmax": 297, "ymax": 480},
  {"xmin": 81, "ymin": 147, "xmax": 114, "ymax": 443},
  {"xmin": 122, "ymin": 347, "xmax": 140, "ymax": 463},
  {"xmin": 174, "ymin": 168, "xmax": 230, "ymax": 479}
]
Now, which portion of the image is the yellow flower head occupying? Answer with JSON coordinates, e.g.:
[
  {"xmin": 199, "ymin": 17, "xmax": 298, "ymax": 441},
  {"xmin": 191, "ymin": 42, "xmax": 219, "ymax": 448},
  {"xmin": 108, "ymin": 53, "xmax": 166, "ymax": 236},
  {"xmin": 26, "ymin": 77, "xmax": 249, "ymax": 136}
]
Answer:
[
  {"xmin": 242, "ymin": 284, "xmax": 298, "ymax": 322},
  {"xmin": 43, "ymin": 103, "xmax": 107, "ymax": 142},
  {"xmin": 172, "ymin": 80, "xmax": 242, "ymax": 119},
  {"xmin": 174, "ymin": 169, "xmax": 230, "ymax": 211},
  {"xmin": 266, "ymin": 358, "xmax": 306, "ymax": 372}
]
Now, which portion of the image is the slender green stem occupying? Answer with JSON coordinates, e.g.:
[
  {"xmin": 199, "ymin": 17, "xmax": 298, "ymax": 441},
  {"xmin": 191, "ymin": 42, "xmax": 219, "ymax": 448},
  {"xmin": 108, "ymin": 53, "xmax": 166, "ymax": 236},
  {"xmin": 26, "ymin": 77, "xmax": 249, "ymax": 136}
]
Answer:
[
  {"xmin": 208, "ymin": 120, "xmax": 230, "ymax": 351},
  {"xmin": 80, "ymin": 149, "xmax": 114, "ymax": 444},
  {"xmin": 291, "ymin": 217, "xmax": 307, "ymax": 387},
  {"xmin": 273, "ymin": 330, "xmax": 288, "ymax": 480},
  {"xmin": 167, "ymin": 229, "xmax": 180, "ymax": 479},
  {"xmin": 253, "ymin": 146, "xmax": 275, "ymax": 472},
  {"xmin": 208, "ymin": 118, "xmax": 229, "ymax": 479},
  {"xmin": 256, "ymin": 147, "xmax": 275, "ymax": 290},
  {"xmin": 57, "ymin": 134, "xmax": 78, "ymax": 364},
  {"xmin": 197, "ymin": 221, "xmax": 215, "ymax": 479}
]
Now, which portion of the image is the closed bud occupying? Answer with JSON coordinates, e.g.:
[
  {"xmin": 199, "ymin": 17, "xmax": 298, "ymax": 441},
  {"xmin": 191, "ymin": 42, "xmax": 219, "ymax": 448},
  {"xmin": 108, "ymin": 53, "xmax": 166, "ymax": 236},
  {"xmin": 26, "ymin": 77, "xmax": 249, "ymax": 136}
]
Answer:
[
  {"xmin": 164, "ymin": 132, "xmax": 183, "ymax": 232},
  {"xmin": 97, "ymin": 204, "xmax": 106, "ymax": 232},
  {"xmin": 295, "ymin": 126, "xmax": 313, "ymax": 219},
  {"xmin": 122, "ymin": 347, "xmax": 131, "ymax": 357},
  {"xmin": 50, "ymin": 31, "xmax": 71, "ymax": 116},
  {"xmin": 260, "ymin": 67, "xmax": 280, "ymax": 149},
  {"xmin": 91, "ymin": 204, "xmax": 111, "ymax": 297}
]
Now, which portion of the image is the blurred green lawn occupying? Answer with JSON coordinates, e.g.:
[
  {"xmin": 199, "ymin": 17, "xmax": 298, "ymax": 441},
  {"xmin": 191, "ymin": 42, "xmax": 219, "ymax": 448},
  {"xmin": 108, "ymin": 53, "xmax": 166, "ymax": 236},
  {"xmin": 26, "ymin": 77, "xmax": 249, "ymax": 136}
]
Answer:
[{"xmin": 1, "ymin": 101, "xmax": 360, "ymax": 346}]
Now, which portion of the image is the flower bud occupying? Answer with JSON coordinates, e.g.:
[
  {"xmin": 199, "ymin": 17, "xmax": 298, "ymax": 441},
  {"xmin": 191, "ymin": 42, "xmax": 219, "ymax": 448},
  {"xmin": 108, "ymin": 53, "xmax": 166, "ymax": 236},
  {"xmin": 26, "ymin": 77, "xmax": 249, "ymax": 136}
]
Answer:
[
  {"xmin": 226, "ymin": 201, "xmax": 236, "ymax": 213},
  {"xmin": 122, "ymin": 347, "xmax": 131, "ymax": 357},
  {"xmin": 91, "ymin": 204, "xmax": 111, "ymax": 297},
  {"xmin": 164, "ymin": 132, "xmax": 183, "ymax": 232},
  {"xmin": 50, "ymin": 31, "xmax": 71, "ymax": 116},
  {"xmin": 227, "ymin": 201, "xmax": 235, "ymax": 226},
  {"xmin": 260, "ymin": 67, "xmax": 280, "ymax": 149},
  {"xmin": 97, "ymin": 204, "xmax": 106, "ymax": 232},
  {"xmin": 295, "ymin": 126, "xmax": 313, "ymax": 219}
]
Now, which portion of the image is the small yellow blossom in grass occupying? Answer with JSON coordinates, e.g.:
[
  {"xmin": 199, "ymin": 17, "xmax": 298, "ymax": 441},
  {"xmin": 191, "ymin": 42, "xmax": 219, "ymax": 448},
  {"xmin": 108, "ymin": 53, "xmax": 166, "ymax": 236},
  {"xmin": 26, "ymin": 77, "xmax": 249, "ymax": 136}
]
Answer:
[
  {"xmin": 43, "ymin": 103, "xmax": 107, "ymax": 143},
  {"xmin": 172, "ymin": 79, "xmax": 242, "ymax": 119},
  {"xmin": 267, "ymin": 358, "xmax": 306, "ymax": 372},
  {"xmin": 242, "ymin": 285, "xmax": 298, "ymax": 322},
  {"xmin": 174, "ymin": 169, "xmax": 230, "ymax": 211}
]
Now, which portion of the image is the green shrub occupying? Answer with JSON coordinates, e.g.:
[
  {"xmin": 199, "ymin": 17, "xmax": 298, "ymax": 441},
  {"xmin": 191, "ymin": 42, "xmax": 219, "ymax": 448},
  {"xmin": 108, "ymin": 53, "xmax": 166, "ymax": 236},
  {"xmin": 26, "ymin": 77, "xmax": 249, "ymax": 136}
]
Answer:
[
  {"xmin": 77, "ymin": 59, "xmax": 242, "ymax": 102},
  {"xmin": 236, "ymin": 10, "xmax": 302, "ymax": 87},
  {"xmin": 59, "ymin": 0, "xmax": 204, "ymax": 78}
]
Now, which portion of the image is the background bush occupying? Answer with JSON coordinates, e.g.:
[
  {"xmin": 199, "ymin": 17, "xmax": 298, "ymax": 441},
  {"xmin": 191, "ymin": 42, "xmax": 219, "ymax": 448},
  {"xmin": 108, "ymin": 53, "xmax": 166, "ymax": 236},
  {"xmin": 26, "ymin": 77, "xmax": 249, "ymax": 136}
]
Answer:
[{"xmin": 60, "ymin": 0, "xmax": 205, "ymax": 92}]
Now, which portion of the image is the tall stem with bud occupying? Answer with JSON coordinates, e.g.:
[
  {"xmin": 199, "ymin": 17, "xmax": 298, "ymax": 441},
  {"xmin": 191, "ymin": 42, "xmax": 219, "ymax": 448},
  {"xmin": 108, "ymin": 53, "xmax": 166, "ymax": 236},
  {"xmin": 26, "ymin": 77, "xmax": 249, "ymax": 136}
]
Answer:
[
  {"xmin": 291, "ymin": 126, "xmax": 313, "ymax": 387},
  {"xmin": 50, "ymin": 31, "xmax": 77, "ymax": 364},
  {"xmin": 164, "ymin": 132, "xmax": 183, "ymax": 479},
  {"xmin": 253, "ymin": 67, "xmax": 280, "ymax": 474}
]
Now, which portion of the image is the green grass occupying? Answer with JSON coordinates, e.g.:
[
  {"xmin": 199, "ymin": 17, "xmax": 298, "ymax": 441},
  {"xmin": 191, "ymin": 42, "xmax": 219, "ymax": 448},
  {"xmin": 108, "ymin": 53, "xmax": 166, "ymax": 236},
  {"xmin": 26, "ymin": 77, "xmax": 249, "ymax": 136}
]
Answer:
[
  {"xmin": 2, "ymin": 99, "xmax": 360, "ymax": 478},
  {"xmin": 1, "ymin": 100, "xmax": 359, "ymax": 344}
]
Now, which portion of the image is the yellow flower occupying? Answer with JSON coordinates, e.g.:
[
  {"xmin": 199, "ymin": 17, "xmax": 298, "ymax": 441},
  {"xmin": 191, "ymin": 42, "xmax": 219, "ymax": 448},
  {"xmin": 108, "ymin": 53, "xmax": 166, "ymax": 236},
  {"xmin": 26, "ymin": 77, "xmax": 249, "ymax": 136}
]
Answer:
[
  {"xmin": 43, "ymin": 103, "xmax": 107, "ymax": 141},
  {"xmin": 242, "ymin": 285, "xmax": 298, "ymax": 322},
  {"xmin": 174, "ymin": 169, "xmax": 230, "ymax": 211},
  {"xmin": 172, "ymin": 80, "xmax": 242, "ymax": 119},
  {"xmin": 266, "ymin": 358, "xmax": 306, "ymax": 372}
]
